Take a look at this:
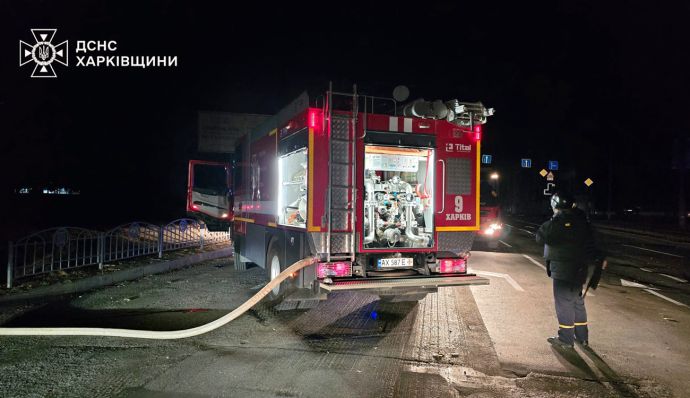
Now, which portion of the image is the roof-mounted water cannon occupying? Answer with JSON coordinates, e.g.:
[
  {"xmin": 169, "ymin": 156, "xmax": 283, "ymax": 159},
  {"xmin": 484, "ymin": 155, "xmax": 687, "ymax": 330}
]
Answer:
[
  {"xmin": 399, "ymin": 97, "xmax": 494, "ymax": 125},
  {"xmin": 446, "ymin": 100, "xmax": 494, "ymax": 126}
]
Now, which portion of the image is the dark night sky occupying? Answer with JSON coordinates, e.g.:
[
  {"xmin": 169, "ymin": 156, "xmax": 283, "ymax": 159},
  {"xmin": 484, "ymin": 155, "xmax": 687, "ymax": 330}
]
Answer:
[{"xmin": 1, "ymin": 1, "xmax": 689, "ymax": 234}]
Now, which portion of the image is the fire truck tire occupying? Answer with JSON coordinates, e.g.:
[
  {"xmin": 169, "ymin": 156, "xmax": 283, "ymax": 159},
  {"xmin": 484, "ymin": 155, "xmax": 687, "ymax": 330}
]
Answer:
[{"xmin": 265, "ymin": 241, "xmax": 293, "ymax": 301}]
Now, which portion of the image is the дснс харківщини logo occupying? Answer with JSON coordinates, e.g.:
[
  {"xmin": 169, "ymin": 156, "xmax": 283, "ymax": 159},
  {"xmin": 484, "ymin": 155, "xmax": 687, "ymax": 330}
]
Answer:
[{"xmin": 19, "ymin": 29, "xmax": 68, "ymax": 78}]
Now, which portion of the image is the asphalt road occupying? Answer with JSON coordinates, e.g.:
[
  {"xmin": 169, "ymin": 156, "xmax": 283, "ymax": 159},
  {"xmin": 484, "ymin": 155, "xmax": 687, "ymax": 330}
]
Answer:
[
  {"xmin": 504, "ymin": 217, "xmax": 690, "ymax": 307},
  {"xmin": 1, "ymin": 227, "xmax": 689, "ymax": 397}
]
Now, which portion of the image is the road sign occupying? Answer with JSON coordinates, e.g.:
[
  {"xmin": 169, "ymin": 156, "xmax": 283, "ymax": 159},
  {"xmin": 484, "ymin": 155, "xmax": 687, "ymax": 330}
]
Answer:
[
  {"xmin": 481, "ymin": 154, "xmax": 492, "ymax": 164},
  {"xmin": 546, "ymin": 171, "xmax": 554, "ymax": 181},
  {"xmin": 539, "ymin": 169, "xmax": 548, "ymax": 177},
  {"xmin": 548, "ymin": 160, "xmax": 559, "ymax": 171},
  {"xmin": 521, "ymin": 158, "xmax": 532, "ymax": 168},
  {"xmin": 584, "ymin": 178, "xmax": 594, "ymax": 187},
  {"xmin": 544, "ymin": 183, "xmax": 556, "ymax": 196}
]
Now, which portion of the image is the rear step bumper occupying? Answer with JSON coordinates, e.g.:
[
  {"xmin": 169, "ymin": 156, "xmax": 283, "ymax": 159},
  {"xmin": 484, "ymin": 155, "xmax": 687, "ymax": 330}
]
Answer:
[{"xmin": 319, "ymin": 274, "xmax": 489, "ymax": 294}]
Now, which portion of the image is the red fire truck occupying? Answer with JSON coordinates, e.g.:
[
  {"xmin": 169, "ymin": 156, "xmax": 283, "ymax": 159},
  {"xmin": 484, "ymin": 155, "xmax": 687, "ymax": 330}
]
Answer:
[
  {"xmin": 232, "ymin": 85, "xmax": 494, "ymax": 301},
  {"xmin": 476, "ymin": 168, "xmax": 503, "ymax": 249}
]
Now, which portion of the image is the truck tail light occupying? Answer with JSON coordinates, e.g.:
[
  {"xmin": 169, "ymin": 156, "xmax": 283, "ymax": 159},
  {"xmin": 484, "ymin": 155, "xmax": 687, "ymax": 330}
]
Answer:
[
  {"xmin": 439, "ymin": 258, "xmax": 466, "ymax": 274},
  {"xmin": 191, "ymin": 204, "xmax": 199, "ymax": 210},
  {"xmin": 308, "ymin": 109, "xmax": 322, "ymax": 129},
  {"xmin": 317, "ymin": 262, "xmax": 352, "ymax": 278}
]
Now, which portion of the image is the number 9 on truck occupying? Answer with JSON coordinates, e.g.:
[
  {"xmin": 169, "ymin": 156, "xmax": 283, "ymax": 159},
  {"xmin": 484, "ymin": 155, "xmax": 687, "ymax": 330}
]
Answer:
[{"xmin": 454, "ymin": 196, "xmax": 463, "ymax": 213}]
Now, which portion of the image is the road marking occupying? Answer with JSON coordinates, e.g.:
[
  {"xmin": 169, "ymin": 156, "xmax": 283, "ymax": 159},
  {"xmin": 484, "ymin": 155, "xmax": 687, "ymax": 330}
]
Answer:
[
  {"xmin": 470, "ymin": 269, "xmax": 525, "ymax": 292},
  {"xmin": 524, "ymin": 225, "xmax": 535, "ymax": 229},
  {"xmin": 498, "ymin": 240, "xmax": 512, "ymax": 248},
  {"xmin": 504, "ymin": 223, "xmax": 536, "ymax": 236},
  {"xmin": 644, "ymin": 289, "xmax": 689, "ymax": 308},
  {"xmin": 522, "ymin": 254, "xmax": 546, "ymax": 270},
  {"xmin": 640, "ymin": 268, "xmax": 654, "ymax": 272},
  {"xmin": 621, "ymin": 244, "xmax": 684, "ymax": 258},
  {"xmin": 659, "ymin": 273, "xmax": 688, "ymax": 283},
  {"xmin": 621, "ymin": 279, "xmax": 651, "ymax": 289}
]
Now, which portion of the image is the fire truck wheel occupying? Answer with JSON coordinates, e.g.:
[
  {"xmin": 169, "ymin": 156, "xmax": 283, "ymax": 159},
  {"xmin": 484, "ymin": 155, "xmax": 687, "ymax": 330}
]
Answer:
[{"xmin": 265, "ymin": 241, "xmax": 291, "ymax": 301}]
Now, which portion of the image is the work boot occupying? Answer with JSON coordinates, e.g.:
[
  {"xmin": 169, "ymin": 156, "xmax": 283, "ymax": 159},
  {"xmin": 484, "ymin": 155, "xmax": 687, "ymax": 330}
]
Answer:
[
  {"xmin": 547, "ymin": 336, "xmax": 574, "ymax": 349},
  {"xmin": 575, "ymin": 339, "xmax": 589, "ymax": 347}
]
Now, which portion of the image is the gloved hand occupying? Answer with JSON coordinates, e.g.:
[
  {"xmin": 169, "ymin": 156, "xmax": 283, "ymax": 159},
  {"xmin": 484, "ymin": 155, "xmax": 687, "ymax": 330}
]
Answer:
[{"xmin": 587, "ymin": 259, "xmax": 606, "ymax": 290}]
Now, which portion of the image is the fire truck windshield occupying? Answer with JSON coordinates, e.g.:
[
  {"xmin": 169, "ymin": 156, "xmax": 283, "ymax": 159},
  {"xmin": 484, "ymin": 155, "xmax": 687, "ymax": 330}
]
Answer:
[{"xmin": 193, "ymin": 164, "xmax": 228, "ymax": 196}]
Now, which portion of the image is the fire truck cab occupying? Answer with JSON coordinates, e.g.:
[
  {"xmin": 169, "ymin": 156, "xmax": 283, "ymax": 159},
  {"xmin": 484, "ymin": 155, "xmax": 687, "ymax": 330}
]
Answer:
[
  {"xmin": 186, "ymin": 160, "xmax": 233, "ymax": 231},
  {"xmin": 232, "ymin": 85, "xmax": 494, "ymax": 301}
]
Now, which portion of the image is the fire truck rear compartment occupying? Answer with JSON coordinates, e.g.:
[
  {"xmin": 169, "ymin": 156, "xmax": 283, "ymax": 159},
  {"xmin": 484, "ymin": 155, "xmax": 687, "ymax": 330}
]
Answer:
[{"xmin": 363, "ymin": 145, "xmax": 435, "ymax": 249}]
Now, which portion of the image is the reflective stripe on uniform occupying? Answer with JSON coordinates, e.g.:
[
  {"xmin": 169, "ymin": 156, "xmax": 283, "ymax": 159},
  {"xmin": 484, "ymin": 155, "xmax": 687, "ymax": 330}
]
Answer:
[
  {"xmin": 559, "ymin": 324, "xmax": 575, "ymax": 329},
  {"xmin": 574, "ymin": 322, "xmax": 588, "ymax": 326}
]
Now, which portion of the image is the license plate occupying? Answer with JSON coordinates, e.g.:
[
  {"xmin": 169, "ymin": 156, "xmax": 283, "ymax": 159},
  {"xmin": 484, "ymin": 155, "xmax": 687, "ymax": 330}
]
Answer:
[{"xmin": 377, "ymin": 258, "xmax": 413, "ymax": 268}]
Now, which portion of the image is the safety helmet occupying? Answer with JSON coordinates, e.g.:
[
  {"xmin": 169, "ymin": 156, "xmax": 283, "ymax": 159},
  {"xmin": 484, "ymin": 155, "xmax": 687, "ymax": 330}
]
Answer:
[{"xmin": 550, "ymin": 191, "xmax": 574, "ymax": 210}]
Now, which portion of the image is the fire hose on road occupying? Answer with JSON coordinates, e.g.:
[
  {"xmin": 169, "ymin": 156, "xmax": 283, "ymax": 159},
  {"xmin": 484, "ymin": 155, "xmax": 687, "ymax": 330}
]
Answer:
[{"xmin": 0, "ymin": 257, "xmax": 318, "ymax": 339}]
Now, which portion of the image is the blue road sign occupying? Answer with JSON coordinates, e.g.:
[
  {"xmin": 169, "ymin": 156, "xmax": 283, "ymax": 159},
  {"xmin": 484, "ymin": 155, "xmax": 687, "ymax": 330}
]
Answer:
[
  {"xmin": 548, "ymin": 160, "xmax": 559, "ymax": 171},
  {"xmin": 481, "ymin": 154, "xmax": 492, "ymax": 164},
  {"xmin": 521, "ymin": 158, "xmax": 532, "ymax": 168}
]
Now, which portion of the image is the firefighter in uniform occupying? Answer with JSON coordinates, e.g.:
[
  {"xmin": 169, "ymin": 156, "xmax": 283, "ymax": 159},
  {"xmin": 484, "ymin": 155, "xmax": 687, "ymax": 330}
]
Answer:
[{"xmin": 536, "ymin": 191, "xmax": 606, "ymax": 349}]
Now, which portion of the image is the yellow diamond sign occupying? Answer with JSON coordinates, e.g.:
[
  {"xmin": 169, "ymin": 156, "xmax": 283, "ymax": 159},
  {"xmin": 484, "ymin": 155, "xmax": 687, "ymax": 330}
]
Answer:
[
  {"xmin": 539, "ymin": 169, "xmax": 548, "ymax": 177},
  {"xmin": 584, "ymin": 178, "xmax": 594, "ymax": 187}
]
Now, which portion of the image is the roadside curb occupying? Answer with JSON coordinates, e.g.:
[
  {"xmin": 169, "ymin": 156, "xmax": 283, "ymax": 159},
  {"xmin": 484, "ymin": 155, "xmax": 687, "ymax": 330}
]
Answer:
[{"xmin": 0, "ymin": 247, "xmax": 233, "ymax": 305}]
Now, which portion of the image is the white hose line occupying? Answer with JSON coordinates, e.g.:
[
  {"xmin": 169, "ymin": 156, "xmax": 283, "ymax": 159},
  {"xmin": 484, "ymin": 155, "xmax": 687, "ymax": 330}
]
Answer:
[{"xmin": 0, "ymin": 257, "xmax": 318, "ymax": 339}]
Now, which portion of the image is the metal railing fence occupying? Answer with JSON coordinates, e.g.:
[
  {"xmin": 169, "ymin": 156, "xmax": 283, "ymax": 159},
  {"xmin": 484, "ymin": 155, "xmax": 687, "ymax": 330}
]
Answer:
[{"xmin": 6, "ymin": 218, "xmax": 230, "ymax": 288}]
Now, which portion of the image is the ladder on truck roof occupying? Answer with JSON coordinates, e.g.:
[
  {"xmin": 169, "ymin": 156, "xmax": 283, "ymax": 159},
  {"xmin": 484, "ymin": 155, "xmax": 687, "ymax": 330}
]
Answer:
[{"xmin": 325, "ymin": 83, "xmax": 358, "ymax": 262}]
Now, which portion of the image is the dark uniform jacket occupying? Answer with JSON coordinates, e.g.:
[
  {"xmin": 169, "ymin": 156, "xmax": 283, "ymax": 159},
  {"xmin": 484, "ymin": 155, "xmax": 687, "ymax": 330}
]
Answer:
[{"xmin": 536, "ymin": 208, "xmax": 600, "ymax": 284}]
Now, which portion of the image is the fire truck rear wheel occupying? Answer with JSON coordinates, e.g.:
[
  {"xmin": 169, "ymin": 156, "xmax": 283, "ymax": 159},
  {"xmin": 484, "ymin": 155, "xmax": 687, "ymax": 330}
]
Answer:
[{"xmin": 265, "ymin": 241, "xmax": 291, "ymax": 301}]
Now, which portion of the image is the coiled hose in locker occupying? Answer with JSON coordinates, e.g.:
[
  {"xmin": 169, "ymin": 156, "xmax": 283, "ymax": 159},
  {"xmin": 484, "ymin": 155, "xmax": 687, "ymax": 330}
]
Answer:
[{"xmin": 0, "ymin": 257, "xmax": 318, "ymax": 339}]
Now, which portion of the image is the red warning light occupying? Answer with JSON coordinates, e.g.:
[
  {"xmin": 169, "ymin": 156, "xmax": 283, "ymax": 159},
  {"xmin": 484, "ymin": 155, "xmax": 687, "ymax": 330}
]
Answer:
[
  {"xmin": 473, "ymin": 125, "xmax": 482, "ymax": 141},
  {"xmin": 308, "ymin": 110, "xmax": 317, "ymax": 128}
]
